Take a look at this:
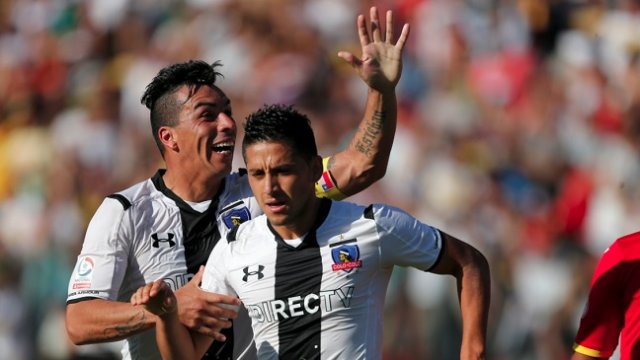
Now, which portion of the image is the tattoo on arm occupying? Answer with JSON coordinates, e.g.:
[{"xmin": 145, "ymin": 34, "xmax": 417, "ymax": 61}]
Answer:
[
  {"xmin": 355, "ymin": 110, "xmax": 385, "ymax": 157},
  {"xmin": 327, "ymin": 156, "xmax": 336, "ymax": 171},
  {"xmin": 103, "ymin": 310, "xmax": 149, "ymax": 338}
]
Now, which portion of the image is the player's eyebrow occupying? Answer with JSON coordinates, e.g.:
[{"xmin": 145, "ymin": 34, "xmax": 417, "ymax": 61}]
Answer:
[
  {"xmin": 193, "ymin": 96, "xmax": 231, "ymax": 110},
  {"xmin": 193, "ymin": 101, "xmax": 217, "ymax": 109}
]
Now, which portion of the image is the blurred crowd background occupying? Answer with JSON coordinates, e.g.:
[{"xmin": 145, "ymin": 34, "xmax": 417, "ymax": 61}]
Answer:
[{"xmin": 1, "ymin": 0, "xmax": 640, "ymax": 359}]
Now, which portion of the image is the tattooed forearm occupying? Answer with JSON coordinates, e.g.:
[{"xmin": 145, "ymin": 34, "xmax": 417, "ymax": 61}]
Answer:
[
  {"xmin": 103, "ymin": 309, "xmax": 149, "ymax": 339},
  {"xmin": 355, "ymin": 110, "xmax": 385, "ymax": 157},
  {"xmin": 327, "ymin": 156, "xmax": 336, "ymax": 171}
]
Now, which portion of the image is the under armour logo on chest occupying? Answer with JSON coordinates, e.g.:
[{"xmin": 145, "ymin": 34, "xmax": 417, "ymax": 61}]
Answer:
[
  {"xmin": 242, "ymin": 265, "xmax": 265, "ymax": 282},
  {"xmin": 151, "ymin": 232, "xmax": 176, "ymax": 248}
]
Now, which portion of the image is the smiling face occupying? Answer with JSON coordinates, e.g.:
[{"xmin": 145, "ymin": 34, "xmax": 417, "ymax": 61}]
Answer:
[
  {"xmin": 244, "ymin": 141, "xmax": 322, "ymax": 238},
  {"xmin": 160, "ymin": 84, "xmax": 237, "ymax": 181}
]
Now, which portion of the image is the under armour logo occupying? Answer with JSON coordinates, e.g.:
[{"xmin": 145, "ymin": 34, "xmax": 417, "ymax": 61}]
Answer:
[
  {"xmin": 242, "ymin": 265, "xmax": 265, "ymax": 282},
  {"xmin": 151, "ymin": 232, "xmax": 176, "ymax": 248}
]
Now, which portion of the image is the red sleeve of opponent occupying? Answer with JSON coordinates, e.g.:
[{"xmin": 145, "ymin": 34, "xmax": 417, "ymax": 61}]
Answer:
[{"xmin": 574, "ymin": 236, "xmax": 636, "ymax": 357}]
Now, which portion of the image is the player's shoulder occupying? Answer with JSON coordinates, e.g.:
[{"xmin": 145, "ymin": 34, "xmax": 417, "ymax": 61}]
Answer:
[
  {"xmin": 361, "ymin": 203, "xmax": 411, "ymax": 222},
  {"xmin": 226, "ymin": 215, "xmax": 269, "ymax": 244},
  {"xmin": 218, "ymin": 169, "xmax": 253, "ymax": 200},
  {"xmin": 319, "ymin": 200, "xmax": 406, "ymax": 225},
  {"xmin": 84, "ymin": 178, "xmax": 156, "ymax": 235},
  {"xmin": 329, "ymin": 199, "xmax": 370, "ymax": 218},
  {"xmin": 610, "ymin": 231, "xmax": 640, "ymax": 259},
  {"xmin": 105, "ymin": 177, "xmax": 156, "ymax": 211}
]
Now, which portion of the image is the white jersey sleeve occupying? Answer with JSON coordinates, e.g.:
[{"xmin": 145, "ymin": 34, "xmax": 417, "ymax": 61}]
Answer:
[
  {"xmin": 372, "ymin": 204, "xmax": 443, "ymax": 271},
  {"xmin": 202, "ymin": 239, "xmax": 237, "ymax": 298},
  {"xmin": 67, "ymin": 197, "xmax": 132, "ymax": 301}
]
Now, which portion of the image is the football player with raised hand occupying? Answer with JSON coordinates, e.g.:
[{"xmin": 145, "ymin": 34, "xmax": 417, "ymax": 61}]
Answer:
[{"xmin": 66, "ymin": 6, "xmax": 409, "ymax": 360}]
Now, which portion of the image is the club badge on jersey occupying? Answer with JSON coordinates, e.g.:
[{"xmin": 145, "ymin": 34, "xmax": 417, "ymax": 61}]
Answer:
[
  {"xmin": 222, "ymin": 206, "xmax": 252, "ymax": 229},
  {"xmin": 331, "ymin": 243, "xmax": 362, "ymax": 272}
]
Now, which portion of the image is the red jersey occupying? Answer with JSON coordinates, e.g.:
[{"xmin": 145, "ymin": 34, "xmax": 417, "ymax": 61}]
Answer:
[{"xmin": 574, "ymin": 231, "xmax": 640, "ymax": 359}]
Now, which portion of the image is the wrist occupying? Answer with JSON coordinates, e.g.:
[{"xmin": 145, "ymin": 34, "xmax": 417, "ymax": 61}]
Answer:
[
  {"xmin": 460, "ymin": 340, "xmax": 486, "ymax": 360},
  {"xmin": 154, "ymin": 308, "xmax": 178, "ymax": 323},
  {"xmin": 146, "ymin": 300, "xmax": 177, "ymax": 319},
  {"xmin": 368, "ymin": 87, "xmax": 395, "ymax": 99},
  {"xmin": 159, "ymin": 305, "xmax": 177, "ymax": 317}
]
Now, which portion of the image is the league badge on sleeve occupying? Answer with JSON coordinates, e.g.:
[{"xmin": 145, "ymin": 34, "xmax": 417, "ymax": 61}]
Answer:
[
  {"xmin": 72, "ymin": 256, "xmax": 95, "ymax": 289},
  {"xmin": 331, "ymin": 243, "xmax": 362, "ymax": 272}
]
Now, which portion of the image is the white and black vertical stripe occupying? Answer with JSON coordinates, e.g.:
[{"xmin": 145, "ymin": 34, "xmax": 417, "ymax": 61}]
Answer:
[
  {"xmin": 270, "ymin": 199, "xmax": 331, "ymax": 359},
  {"xmin": 152, "ymin": 172, "xmax": 232, "ymax": 360}
]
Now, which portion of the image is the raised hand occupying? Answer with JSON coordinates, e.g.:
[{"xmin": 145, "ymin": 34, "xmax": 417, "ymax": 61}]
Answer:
[
  {"xmin": 174, "ymin": 266, "xmax": 240, "ymax": 341},
  {"xmin": 338, "ymin": 6, "xmax": 410, "ymax": 93}
]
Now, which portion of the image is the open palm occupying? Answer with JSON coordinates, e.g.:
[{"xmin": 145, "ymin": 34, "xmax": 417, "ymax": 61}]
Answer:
[{"xmin": 338, "ymin": 7, "xmax": 410, "ymax": 92}]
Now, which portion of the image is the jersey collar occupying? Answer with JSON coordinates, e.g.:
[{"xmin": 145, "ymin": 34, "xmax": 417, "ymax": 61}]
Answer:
[
  {"xmin": 151, "ymin": 169, "xmax": 225, "ymax": 214},
  {"xmin": 268, "ymin": 198, "xmax": 332, "ymax": 250}
]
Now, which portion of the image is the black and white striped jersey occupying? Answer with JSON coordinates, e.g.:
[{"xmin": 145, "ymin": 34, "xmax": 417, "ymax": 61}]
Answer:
[
  {"xmin": 202, "ymin": 199, "xmax": 444, "ymax": 360},
  {"xmin": 66, "ymin": 169, "xmax": 261, "ymax": 360}
]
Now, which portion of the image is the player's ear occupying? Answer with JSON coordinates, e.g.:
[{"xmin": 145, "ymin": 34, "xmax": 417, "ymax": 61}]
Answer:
[
  {"xmin": 159, "ymin": 126, "xmax": 178, "ymax": 152},
  {"xmin": 311, "ymin": 155, "xmax": 323, "ymax": 182}
]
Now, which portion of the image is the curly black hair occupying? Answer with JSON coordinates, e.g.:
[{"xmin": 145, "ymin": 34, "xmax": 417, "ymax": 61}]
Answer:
[
  {"xmin": 141, "ymin": 60, "xmax": 224, "ymax": 156},
  {"xmin": 242, "ymin": 104, "xmax": 318, "ymax": 162}
]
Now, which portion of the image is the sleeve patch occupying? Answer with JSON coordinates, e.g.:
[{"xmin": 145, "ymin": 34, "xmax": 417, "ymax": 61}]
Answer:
[{"xmin": 69, "ymin": 256, "xmax": 95, "ymax": 290}]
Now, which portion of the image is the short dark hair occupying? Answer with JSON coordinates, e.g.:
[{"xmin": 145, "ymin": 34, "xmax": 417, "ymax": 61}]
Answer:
[
  {"xmin": 140, "ymin": 60, "xmax": 224, "ymax": 156},
  {"xmin": 242, "ymin": 104, "xmax": 318, "ymax": 162}
]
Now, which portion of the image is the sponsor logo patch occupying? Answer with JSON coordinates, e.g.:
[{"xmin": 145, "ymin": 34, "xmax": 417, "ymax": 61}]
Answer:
[
  {"xmin": 246, "ymin": 286, "xmax": 355, "ymax": 323},
  {"xmin": 242, "ymin": 265, "xmax": 265, "ymax": 282},
  {"xmin": 222, "ymin": 207, "xmax": 251, "ymax": 229},
  {"xmin": 72, "ymin": 256, "xmax": 94, "ymax": 289},
  {"xmin": 151, "ymin": 232, "xmax": 176, "ymax": 248},
  {"xmin": 331, "ymin": 244, "xmax": 362, "ymax": 272}
]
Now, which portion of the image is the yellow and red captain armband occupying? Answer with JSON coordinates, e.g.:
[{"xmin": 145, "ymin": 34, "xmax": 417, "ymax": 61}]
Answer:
[{"xmin": 315, "ymin": 157, "xmax": 346, "ymax": 201}]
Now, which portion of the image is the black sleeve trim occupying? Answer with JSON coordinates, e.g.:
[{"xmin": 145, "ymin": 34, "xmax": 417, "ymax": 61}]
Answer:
[
  {"xmin": 66, "ymin": 296, "xmax": 103, "ymax": 306},
  {"xmin": 107, "ymin": 194, "xmax": 132, "ymax": 210},
  {"xmin": 364, "ymin": 204, "xmax": 374, "ymax": 220},
  {"xmin": 227, "ymin": 225, "xmax": 240, "ymax": 243},
  {"xmin": 426, "ymin": 230, "xmax": 446, "ymax": 272},
  {"xmin": 219, "ymin": 200, "xmax": 246, "ymax": 213}
]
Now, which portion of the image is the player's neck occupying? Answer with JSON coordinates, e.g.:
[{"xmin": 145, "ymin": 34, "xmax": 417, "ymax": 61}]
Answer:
[
  {"xmin": 271, "ymin": 196, "xmax": 322, "ymax": 240},
  {"xmin": 162, "ymin": 168, "xmax": 223, "ymax": 202}
]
